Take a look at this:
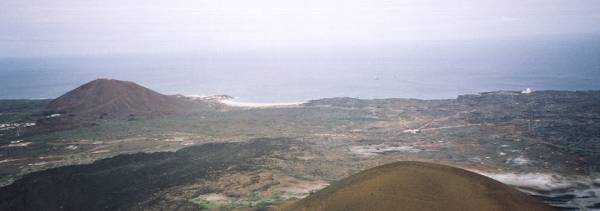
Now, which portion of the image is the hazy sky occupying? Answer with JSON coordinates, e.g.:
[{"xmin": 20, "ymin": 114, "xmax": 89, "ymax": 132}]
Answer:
[{"xmin": 1, "ymin": 0, "xmax": 600, "ymax": 57}]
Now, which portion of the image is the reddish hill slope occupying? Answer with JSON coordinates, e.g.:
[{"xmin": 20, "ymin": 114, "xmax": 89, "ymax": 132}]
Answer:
[
  {"xmin": 282, "ymin": 161, "xmax": 555, "ymax": 211},
  {"xmin": 45, "ymin": 79, "xmax": 196, "ymax": 116}
]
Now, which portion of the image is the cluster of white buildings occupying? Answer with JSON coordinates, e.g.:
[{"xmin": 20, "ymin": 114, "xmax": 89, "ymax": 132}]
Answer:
[{"xmin": 0, "ymin": 122, "xmax": 36, "ymax": 131}]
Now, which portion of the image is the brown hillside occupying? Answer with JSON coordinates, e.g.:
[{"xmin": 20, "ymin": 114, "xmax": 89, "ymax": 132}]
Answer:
[
  {"xmin": 46, "ymin": 79, "xmax": 195, "ymax": 116},
  {"xmin": 282, "ymin": 161, "xmax": 555, "ymax": 211}
]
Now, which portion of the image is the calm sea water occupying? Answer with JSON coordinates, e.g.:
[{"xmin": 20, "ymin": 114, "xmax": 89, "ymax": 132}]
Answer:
[{"xmin": 1, "ymin": 37, "xmax": 600, "ymax": 102}]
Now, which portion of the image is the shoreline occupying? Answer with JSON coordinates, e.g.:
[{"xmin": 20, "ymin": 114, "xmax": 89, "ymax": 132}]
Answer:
[
  {"xmin": 219, "ymin": 99, "xmax": 305, "ymax": 108},
  {"xmin": 182, "ymin": 94, "xmax": 306, "ymax": 108}
]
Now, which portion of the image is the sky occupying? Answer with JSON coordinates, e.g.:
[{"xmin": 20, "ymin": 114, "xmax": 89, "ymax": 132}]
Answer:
[{"xmin": 1, "ymin": 0, "xmax": 600, "ymax": 57}]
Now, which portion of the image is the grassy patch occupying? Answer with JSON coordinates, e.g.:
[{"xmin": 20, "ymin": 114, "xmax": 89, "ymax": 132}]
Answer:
[
  {"xmin": 188, "ymin": 198, "xmax": 213, "ymax": 210},
  {"xmin": 188, "ymin": 193, "xmax": 278, "ymax": 211}
]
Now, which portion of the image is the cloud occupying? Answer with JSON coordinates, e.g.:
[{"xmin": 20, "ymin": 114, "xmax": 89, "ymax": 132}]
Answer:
[{"xmin": 1, "ymin": 0, "xmax": 599, "ymax": 56}]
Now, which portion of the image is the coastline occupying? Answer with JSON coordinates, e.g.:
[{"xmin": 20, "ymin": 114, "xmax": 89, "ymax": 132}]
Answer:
[
  {"xmin": 219, "ymin": 99, "xmax": 305, "ymax": 108},
  {"xmin": 181, "ymin": 94, "xmax": 306, "ymax": 108}
]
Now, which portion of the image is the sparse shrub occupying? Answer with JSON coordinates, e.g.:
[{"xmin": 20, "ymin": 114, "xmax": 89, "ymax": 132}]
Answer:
[{"xmin": 197, "ymin": 202, "xmax": 209, "ymax": 210}]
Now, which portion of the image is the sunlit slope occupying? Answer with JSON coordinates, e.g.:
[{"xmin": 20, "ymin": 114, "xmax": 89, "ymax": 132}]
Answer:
[{"xmin": 283, "ymin": 161, "xmax": 554, "ymax": 211}]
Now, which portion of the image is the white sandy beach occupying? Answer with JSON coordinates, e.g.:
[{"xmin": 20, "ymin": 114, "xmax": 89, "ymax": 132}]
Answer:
[{"xmin": 219, "ymin": 99, "xmax": 304, "ymax": 108}]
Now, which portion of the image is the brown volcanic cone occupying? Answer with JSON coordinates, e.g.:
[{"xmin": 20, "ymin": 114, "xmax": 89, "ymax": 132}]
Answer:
[
  {"xmin": 283, "ymin": 161, "xmax": 555, "ymax": 211},
  {"xmin": 46, "ymin": 79, "xmax": 193, "ymax": 116}
]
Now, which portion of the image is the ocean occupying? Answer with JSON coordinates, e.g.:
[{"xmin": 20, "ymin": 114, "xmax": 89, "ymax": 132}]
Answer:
[{"xmin": 1, "ymin": 37, "xmax": 600, "ymax": 102}]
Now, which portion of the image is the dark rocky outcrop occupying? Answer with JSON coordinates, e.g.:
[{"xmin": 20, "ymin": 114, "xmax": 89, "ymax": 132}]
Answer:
[{"xmin": 0, "ymin": 139, "xmax": 288, "ymax": 211}]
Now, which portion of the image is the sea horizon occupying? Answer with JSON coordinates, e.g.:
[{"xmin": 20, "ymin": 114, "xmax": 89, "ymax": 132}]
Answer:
[{"xmin": 2, "ymin": 37, "xmax": 600, "ymax": 103}]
